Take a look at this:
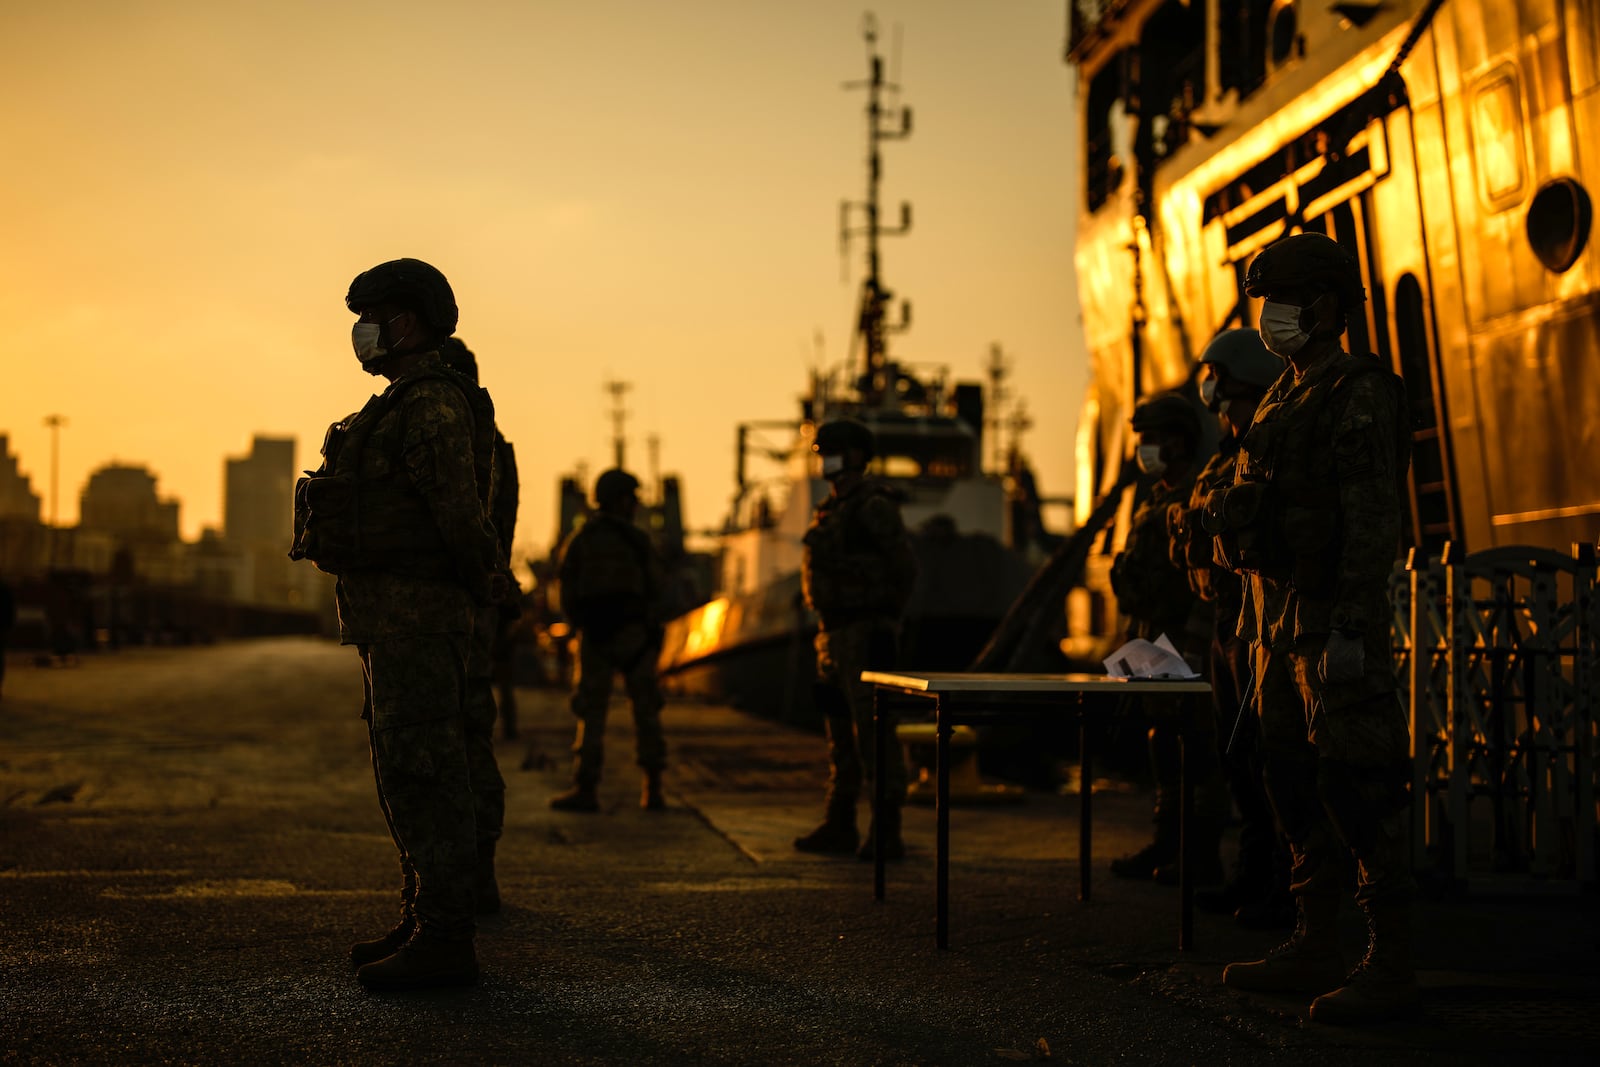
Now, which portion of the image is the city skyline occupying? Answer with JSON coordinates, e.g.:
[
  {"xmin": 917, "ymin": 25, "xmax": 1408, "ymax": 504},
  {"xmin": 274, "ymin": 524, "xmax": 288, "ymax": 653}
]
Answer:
[{"xmin": 0, "ymin": 1, "xmax": 1084, "ymax": 556}]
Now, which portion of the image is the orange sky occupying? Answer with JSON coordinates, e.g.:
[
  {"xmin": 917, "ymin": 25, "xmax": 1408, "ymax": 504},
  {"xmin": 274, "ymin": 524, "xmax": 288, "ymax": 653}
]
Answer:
[{"xmin": 0, "ymin": 1, "xmax": 1083, "ymax": 559}]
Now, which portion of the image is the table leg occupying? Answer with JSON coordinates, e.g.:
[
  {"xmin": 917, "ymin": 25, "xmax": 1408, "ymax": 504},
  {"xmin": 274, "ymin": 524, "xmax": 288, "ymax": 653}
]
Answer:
[
  {"xmin": 936, "ymin": 697, "xmax": 950, "ymax": 950},
  {"xmin": 874, "ymin": 687, "xmax": 886, "ymax": 903},
  {"xmin": 1179, "ymin": 714, "xmax": 1193, "ymax": 952},
  {"xmin": 1079, "ymin": 717, "xmax": 1092, "ymax": 903}
]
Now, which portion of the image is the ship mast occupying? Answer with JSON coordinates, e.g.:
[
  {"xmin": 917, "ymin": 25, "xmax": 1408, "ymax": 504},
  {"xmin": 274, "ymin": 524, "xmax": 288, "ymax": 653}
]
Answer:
[
  {"xmin": 603, "ymin": 378, "xmax": 631, "ymax": 469},
  {"xmin": 840, "ymin": 13, "xmax": 913, "ymax": 408}
]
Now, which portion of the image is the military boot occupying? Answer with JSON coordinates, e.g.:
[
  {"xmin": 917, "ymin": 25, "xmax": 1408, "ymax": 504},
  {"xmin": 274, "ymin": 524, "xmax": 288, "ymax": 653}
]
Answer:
[
  {"xmin": 1223, "ymin": 892, "xmax": 1347, "ymax": 995},
  {"xmin": 641, "ymin": 770, "xmax": 666, "ymax": 811},
  {"xmin": 356, "ymin": 934, "xmax": 479, "ymax": 992},
  {"xmin": 549, "ymin": 782, "xmax": 600, "ymax": 813},
  {"xmin": 349, "ymin": 917, "xmax": 415, "ymax": 969},
  {"xmin": 1110, "ymin": 812, "xmax": 1179, "ymax": 879},
  {"xmin": 1309, "ymin": 898, "xmax": 1421, "ymax": 1024},
  {"xmin": 475, "ymin": 847, "xmax": 500, "ymax": 916},
  {"xmin": 856, "ymin": 803, "xmax": 905, "ymax": 862},
  {"xmin": 1234, "ymin": 887, "xmax": 1297, "ymax": 930},
  {"xmin": 794, "ymin": 800, "xmax": 859, "ymax": 855}
]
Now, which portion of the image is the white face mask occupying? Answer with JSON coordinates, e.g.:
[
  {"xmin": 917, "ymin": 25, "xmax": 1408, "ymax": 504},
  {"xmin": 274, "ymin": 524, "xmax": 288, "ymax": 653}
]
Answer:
[
  {"xmin": 351, "ymin": 314, "xmax": 408, "ymax": 371},
  {"xmin": 1258, "ymin": 300, "xmax": 1310, "ymax": 358},
  {"xmin": 1199, "ymin": 378, "xmax": 1217, "ymax": 407},
  {"xmin": 821, "ymin": 454, "xmax": 845, "ymax": 477},
  {"xmin": 1136, "ymin": 444, "xmax": 1166, "ymax": 476}
]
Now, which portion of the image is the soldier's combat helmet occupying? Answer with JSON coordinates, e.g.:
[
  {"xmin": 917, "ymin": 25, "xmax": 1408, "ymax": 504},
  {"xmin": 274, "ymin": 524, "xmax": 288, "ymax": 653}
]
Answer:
[
  {"xmin": 1129, "ymin": 393, "xmax": 1202, "ymax": 443},
  {"xmin": 1198, "ymin": 328, "xmax": 1284, "ymax": 392},
  {"xmin": 345, "ymin": 258, "xmax": 460, "ymax": 335},
  {"xmin": 1243, "ymin": 233, "xmax": 1366, "ymax": 308},
  {"xmin": 594, "ymin": 468, "xmax": 641, "ymax": 507},
  {"xmin": 812, "ymin": 417, "xmax": 875, "ymax": 460}
]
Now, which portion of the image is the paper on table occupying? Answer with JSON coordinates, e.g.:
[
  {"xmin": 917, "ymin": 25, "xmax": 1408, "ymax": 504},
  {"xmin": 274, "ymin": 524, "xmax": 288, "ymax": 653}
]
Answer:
[{"xmin": 1103, "ymin": 633, "xmax": 1202, "ymax": 680}]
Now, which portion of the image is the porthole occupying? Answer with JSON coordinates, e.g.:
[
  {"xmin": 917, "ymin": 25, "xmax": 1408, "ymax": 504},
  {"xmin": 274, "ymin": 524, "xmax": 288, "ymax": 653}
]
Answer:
[{"xmin": 1525, "ymin": 177, "xmax": 1592, "ymax": 273}]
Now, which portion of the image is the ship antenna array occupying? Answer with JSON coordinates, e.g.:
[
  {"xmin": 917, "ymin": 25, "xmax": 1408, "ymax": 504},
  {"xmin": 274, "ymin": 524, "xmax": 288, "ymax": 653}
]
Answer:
[
  {"xmin": 603, "ymin": 378, "xmax": 631, "ymax": 470},
  {"xmin": 840, "ymin": 11, "xmax": 913, "ymax": 406},
  {"xmin": 984, "ymin": 344, "xmax": 1011, "ymax": 474}
]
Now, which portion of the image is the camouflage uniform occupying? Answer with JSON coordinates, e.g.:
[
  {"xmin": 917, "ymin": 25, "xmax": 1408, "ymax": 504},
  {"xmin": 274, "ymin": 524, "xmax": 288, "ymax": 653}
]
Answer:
[
  {"xmin": 1228, "ymin": 340, "xmax": 1413, "ymax": 907},
  {"xmin": 556, "ymin": 513, "xmax": 667, "ymax": 787},
  {"xmin": 1113, "ymin": 476, "xmax": 1212, "ymax": 655},
  {"xmin": 301, "ymin": 354, "xmax": 499, "ymax": 947},
  {"xmin": 801, "ymin": 480, "xmax": 915, "ymax": 821},
  {"xmin": 1109, "ymin": 472, "xmax": 1227, "ymax": 870},
  {"xmin": 1173, "ymin": 438, "xmax": 1287, "ymax": 905},
  {"xmin": 463, "ymin": 430, "xmax": 517, "ymax": 898}
]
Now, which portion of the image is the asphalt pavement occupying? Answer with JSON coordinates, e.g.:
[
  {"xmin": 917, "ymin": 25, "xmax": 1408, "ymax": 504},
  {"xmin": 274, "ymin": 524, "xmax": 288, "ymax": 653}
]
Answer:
[{"xmin": 0, "ymin": 637, "xmax": 1594, "ymax": 1066}]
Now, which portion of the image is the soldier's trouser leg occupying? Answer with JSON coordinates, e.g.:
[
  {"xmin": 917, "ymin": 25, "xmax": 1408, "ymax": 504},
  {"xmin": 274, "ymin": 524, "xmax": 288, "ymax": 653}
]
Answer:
[
  {"xmin": 830, "ymin": 619, "xmax": 908, "ymax": 806},
  {"xmin": 1223, "ymin": 643, "xmax": 1347, "ymax": 993},
  {"xmin": 569, "ymin": 634, "xmax": 616, "ymax": 786},
  {"xmin": 618, "ymin": 624, "xmax": 667, "ymax": 772},
  {"xmin": 464, "ymin": 677, "xmax": 506, "ymax": 848},
  {"xmin": 816, "ymin": 680, "xmax": 861, "ymax": 818},
  {"xmin": 1290, "ymin": 632, "xmax": 1419, "ymax": 1021},
  {"xmin": 363, "ymin": 636, "xmax": 477, "ymax": 945},
  {"xmin": 1213, "ymin": 632, "xmax": 1283, "ymax": 891},
  {"xmin": 464, "ymin": 606, "xmax": 506, "ymax": 850},
  {"xmin": 1147, "ymin": 693, "xmax": 1228, "ymax": 884},
  {"xmin": 1256, "ymin": 642, "xmax": 1350, "ymax": 901},
  {"xmin": 364, "ymin": 667, "xmax": 416, "ymax": 926},
  {"xmin": 1290, "ymin": 634, "xmax": 1415, "ymax": 907}
]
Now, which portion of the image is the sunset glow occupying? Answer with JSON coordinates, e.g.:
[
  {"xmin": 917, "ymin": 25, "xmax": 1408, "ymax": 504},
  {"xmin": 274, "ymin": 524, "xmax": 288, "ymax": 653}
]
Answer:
[{"xmin": 0, "ymin": 1, "xmax": 1082, "ymax": 558}]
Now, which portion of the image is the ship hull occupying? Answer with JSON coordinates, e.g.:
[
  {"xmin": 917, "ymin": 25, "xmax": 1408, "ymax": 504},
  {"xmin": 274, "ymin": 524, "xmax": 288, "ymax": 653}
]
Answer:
[{"xmin": 659, "ymin": 531, "xmax": 1037, "ymax": 732}]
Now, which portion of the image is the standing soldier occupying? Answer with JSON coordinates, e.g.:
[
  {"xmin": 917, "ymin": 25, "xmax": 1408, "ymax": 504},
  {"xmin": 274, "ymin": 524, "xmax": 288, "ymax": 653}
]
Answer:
[
  {"xmin": 439, "ymin": 338, "xmax": 518, "ymax": 915},
  {"xmin": 1108, "ymin": 394, "xmax": 1228, "ymax": 885},
  {"xmin": 291, "ymin": 258, "xmax": 500, "ymax": 991},
  {"xmin": 549, "ymin": 468, "xmax": 668, "ymax": 813},
  {"xmin": 1210, "ymin": 233, "xmax": 1417, "ymax": 1023},
  {"xmin": 1170, "ymin": 330, "xmax": 1294, "ymax": 928},
  {"xmin": 793, "ymin": 418, "xmax": 917, "ymax": 860}
]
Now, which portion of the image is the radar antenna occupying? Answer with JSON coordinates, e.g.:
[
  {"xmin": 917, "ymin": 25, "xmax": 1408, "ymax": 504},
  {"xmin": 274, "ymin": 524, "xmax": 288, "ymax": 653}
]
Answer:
[{"xmin": 840, "ymin": 13, "xmax": 913, "ymax": 407}]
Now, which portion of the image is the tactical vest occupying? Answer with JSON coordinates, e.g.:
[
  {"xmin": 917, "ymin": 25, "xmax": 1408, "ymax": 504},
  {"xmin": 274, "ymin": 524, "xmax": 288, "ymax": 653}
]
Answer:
[
  {"xmin": 559, "ymin": 515, "xmax": 654, "ymax": 630},
  {"xmin": 801, "ymin": 481, "xmax": 917, "ymax": 624},
  {"xmin": 1205, "ymin": 353, "xmax": 1410, "ymax": 598},
  {"xmin": 489, "ymin": 434, "xmax": 519, "ymax": 565},
  {"xmin": 1109, "ymin": 475, "xmax": 1198, "ymax": 636},
  {"xmin": 290, "ymin": 363, "xmax": 495, "ymax": 576},
  {"xmin": 1169, "ymin": 444, "xmax": 1240, "ymax": 614}
]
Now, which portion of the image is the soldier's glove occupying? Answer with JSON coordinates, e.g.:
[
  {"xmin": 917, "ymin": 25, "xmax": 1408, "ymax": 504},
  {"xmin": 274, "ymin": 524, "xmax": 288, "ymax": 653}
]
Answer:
[{"xmin": 1318, "ymin": 630, "xmax": 1365, "ymax": 685}]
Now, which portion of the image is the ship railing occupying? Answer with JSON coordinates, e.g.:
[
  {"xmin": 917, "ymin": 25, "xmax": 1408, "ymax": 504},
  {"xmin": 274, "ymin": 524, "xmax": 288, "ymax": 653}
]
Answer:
[{"xmin": 1392, "ymin": 542, "xmax": 1598, "ymax": 892}]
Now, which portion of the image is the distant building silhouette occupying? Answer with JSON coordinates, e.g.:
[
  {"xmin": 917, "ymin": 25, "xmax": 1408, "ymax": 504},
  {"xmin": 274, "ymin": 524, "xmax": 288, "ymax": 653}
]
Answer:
[
  {"xmin": 225, "ymin": 436, "xmax": 294, "ymax": 545},
  {"xmin": 216, "ymin": 435, "xmax": 331, "ymax": 620},
  {"xmin": 0, "ymin": 434, "xmax": 42, "ymax": 523},
  {"xmin": 79, "ymin": 464, "xmax": 180, "ymax": 544}
]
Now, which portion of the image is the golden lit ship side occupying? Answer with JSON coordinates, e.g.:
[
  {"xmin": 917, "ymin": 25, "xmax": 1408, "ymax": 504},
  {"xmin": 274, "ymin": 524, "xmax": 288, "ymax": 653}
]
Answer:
[{"xmin": 1065, "ymin": 0, "xmax": 1600, "ymax": 656}]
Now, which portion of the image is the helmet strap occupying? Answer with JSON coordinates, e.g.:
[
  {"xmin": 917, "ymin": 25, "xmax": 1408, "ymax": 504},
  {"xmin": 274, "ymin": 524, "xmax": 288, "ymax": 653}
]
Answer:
[{"xmin": 1302, "ymin": 292, "xmax": 1343, "ymax": 336}]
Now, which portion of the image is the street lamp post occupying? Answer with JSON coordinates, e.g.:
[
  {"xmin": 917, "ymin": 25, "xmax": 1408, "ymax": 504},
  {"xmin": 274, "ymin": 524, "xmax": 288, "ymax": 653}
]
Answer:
[{"xmin": 43, "ymin": 414, "xmax": 67, "ymax": 568}]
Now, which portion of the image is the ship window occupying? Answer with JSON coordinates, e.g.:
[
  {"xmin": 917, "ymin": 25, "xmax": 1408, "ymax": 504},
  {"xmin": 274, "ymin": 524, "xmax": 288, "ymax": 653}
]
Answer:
[
  {"xmin": 1136, "ymin": 1, "xmax": 1206, "ymax": 162},
  {"xmin": 1471, "ymin": 70, "xmax": 1526, "ymax": 210},
  {"xmin": 1268, "ymin": 0, "xmax": 1298, "ymax": 68},
  {"xmin": 872, "ymin": 435, "xmax": 976, "ymax": 484},
  {"xmin": 1526, "ymin": 177, "xmax": 1593, "ymax": 273},
  {"xmin": 1393, "ymin": 274, "xmax": 1438, "ymax": 433},
  {"xmin": 1085, "ymin": 54, "xmax": 1127, "ymax": 213},
  {"xmin": 1217, "ymin": 0, "xmax": 1273, "ymax": 100}
]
